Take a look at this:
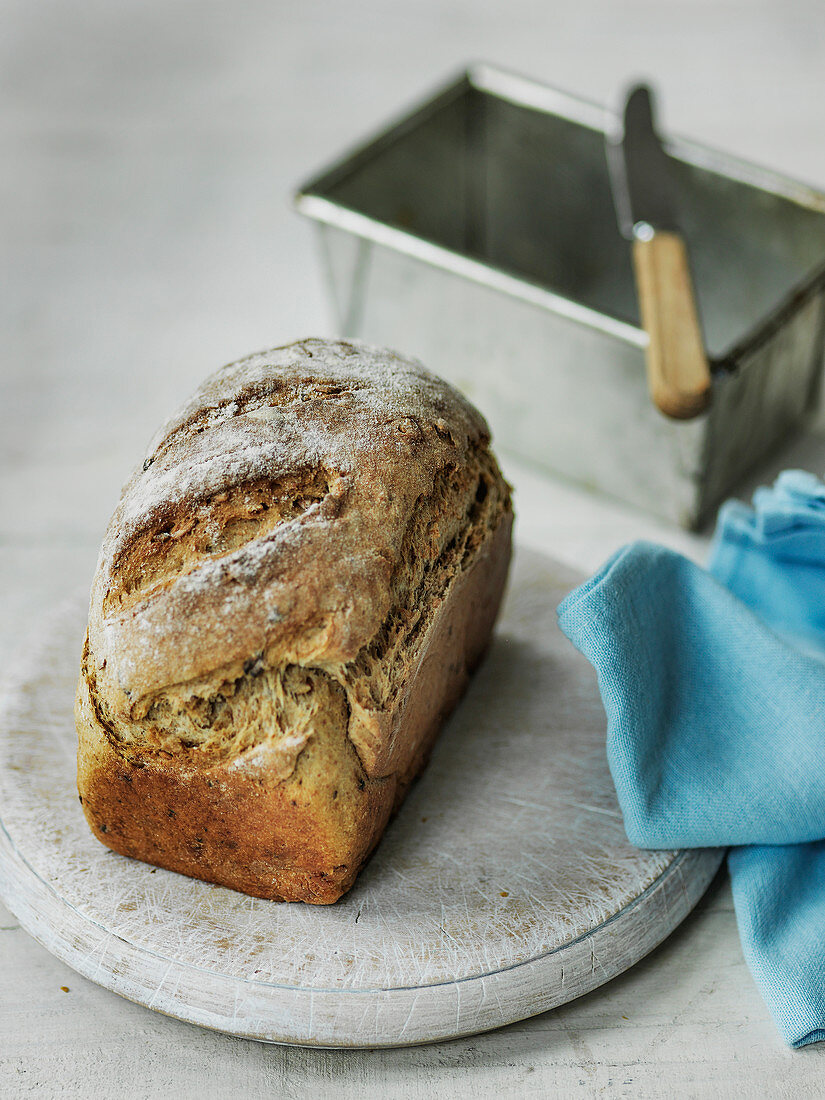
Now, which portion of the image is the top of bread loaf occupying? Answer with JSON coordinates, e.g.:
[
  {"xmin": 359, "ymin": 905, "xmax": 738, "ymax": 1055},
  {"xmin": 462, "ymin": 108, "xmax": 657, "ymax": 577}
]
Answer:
[{"xmin": 87, "ymin": 339, "xmax": 498, "ymax": 732}]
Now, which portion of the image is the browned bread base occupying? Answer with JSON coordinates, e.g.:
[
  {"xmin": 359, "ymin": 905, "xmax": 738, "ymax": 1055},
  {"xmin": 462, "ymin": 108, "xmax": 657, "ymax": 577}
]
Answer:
[{"xmin": 76, "ymin": 515, "xmax": 510, "ymax": 903}]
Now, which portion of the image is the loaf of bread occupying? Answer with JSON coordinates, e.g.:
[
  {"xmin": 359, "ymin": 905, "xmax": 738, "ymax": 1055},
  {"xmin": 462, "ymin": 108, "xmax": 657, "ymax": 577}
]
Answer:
[{"xmin": 75, "ymin": 339, "xmax": 513, "ymax": 903}]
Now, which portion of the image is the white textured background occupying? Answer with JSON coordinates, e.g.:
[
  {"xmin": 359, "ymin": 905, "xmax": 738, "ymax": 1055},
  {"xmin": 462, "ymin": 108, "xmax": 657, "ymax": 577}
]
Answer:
[{"xmin": 2, "ymin": 1, "xmax": 825, "ymax": 1096}]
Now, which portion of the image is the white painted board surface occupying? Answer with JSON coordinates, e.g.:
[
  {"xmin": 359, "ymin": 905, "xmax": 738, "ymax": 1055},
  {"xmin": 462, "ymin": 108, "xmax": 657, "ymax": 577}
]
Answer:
[{"xmin": 0, "ymin": 549, "xmax": 721, "ymax": 1047}]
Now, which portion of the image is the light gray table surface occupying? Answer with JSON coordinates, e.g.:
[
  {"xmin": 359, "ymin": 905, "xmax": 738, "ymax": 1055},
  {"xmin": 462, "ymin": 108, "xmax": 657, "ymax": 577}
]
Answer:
[{"xmin": 3, "ymin": 2, "xmax": 825, "ymax": 1096}]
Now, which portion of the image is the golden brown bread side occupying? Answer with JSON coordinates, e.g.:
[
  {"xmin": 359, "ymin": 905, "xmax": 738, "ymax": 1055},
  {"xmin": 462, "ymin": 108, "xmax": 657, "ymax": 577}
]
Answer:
[{"xmin": 76, "ymin": 338, "xmax": 513, "ymax": 903}]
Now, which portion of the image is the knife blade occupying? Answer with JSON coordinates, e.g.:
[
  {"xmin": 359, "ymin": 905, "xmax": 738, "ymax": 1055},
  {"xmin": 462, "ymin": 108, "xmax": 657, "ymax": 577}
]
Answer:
[{"xmin": 606, "ymin": 84, "xmax": 712, "ymax": 420}]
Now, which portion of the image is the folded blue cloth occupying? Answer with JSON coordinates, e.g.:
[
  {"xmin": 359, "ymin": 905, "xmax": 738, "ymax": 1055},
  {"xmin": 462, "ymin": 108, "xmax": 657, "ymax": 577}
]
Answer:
[
  {"xmin": 557, "ymin": 470, "xmax": 825, "ymax": 1048},
  {"xmin": 711, "ymin": 470, "xmax": 825, "ymax": 659}
]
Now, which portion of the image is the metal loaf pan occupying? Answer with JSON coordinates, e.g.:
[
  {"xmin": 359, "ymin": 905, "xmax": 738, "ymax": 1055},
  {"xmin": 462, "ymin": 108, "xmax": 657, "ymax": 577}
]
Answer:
[{"xmin": 295, "ymin": 65, "xmax": 825, "ymax": 527}]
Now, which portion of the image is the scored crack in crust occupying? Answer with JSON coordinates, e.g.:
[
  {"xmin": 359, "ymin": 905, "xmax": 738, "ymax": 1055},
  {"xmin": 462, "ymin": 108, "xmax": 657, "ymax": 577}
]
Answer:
[{"xmin": 76, "ymin": 338, "xmax": 514, "ymax": 903}]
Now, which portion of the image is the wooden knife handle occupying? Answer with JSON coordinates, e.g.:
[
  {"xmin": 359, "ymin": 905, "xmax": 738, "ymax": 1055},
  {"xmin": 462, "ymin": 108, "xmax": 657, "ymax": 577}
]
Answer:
[{"xmin": 632, "ymin": 230, "xmax": 712, "ymax": 420}]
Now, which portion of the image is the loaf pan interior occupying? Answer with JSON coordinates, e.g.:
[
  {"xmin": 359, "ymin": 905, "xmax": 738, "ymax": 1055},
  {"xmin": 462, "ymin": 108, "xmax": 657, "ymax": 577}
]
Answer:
[{"xmin": 298, "ymin": 67, "xmax": 825, "ymax": 363}]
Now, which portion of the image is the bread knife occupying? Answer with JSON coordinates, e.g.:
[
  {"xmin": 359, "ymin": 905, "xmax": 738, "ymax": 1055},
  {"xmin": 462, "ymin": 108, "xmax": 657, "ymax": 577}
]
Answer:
[{"xmin": 606, "ymin": 84, "xmax": 712, "ymax": 420}]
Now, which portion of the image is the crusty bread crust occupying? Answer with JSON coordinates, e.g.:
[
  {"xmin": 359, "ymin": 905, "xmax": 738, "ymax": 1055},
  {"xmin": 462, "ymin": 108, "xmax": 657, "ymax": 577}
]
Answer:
[{"xmin": 76, "ymin": 339, "xmax": 513, "ymax": 903}]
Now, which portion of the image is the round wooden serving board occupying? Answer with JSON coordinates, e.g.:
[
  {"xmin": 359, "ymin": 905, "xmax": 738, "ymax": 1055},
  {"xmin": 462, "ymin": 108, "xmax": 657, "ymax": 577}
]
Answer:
[{"xmin": 0, "ymin": 549, "xmax": 722, "ymax": 1047}]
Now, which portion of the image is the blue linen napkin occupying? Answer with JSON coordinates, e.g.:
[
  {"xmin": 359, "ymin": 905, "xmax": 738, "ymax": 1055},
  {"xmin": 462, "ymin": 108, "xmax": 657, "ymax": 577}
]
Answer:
[{"xmin": 556, "ymin": 470, "xmax": 825, "ymax": 1048}]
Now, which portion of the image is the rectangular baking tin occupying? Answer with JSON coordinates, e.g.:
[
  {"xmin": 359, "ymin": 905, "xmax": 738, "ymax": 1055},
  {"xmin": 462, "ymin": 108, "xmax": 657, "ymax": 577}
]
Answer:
[{"xmin": 295, "ymin": 64, "xmax": 825, "ymax": 527}]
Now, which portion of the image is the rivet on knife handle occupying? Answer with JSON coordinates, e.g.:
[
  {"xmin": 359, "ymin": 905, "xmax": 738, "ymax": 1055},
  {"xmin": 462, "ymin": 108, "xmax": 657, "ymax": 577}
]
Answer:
[{"xmin": 632, "ymin": 225, "xmax": 712, "ymax": 420}]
